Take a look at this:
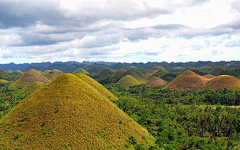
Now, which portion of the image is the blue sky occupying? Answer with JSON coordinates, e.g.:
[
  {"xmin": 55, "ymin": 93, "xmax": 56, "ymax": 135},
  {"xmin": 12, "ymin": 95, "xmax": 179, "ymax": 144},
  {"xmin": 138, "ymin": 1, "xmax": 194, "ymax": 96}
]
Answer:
[{"xmin": 0, "ymin": 0, "xmax": 240, "ymax": 64}]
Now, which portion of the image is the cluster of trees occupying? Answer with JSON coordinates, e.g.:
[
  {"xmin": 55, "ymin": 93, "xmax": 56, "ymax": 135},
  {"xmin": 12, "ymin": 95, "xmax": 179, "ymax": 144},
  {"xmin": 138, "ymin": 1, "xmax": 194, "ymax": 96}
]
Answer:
[{"xmin": 107, "ymin": 84, "xmax": 240, "ymax": 149}]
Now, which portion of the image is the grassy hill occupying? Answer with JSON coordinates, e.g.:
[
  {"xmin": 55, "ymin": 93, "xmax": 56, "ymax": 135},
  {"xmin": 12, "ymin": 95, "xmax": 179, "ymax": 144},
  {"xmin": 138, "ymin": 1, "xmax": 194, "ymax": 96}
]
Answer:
[
  {"xmin": 117, "ymin": 75, "xmax": 141, "ymax": 89},
  {"xmin": 203, "ymin": 74, "xmax": 216, "ymax": 79},
  {"xmin": 150, "ymin": 67, "xmax": 168, "ymax": 78},
  {"xmin": 14, "ymin": 70, "xmax": 24, "ymax": 74},
  {"xmin": 127, "ymin": 66, "xmax": 138, "ymax": 71},
  {"xmin": 0, "ymin": 69, "xmax": 7, "ymax": 77},
  {"xmin": 22, "ymin": 81, "xmax": 45, "ymax": 95},
  {"xmin": 45, "ymin": 69, "xmax": 63, "ymax": 81},
  {"xmin": 74, "ymin": 73, "xmax": 117, "ymax": 101},
  {"xmin": 42, "ymin": 70, "xmax": 51, "ymax": 76},
  {"xmin": 72, "ymin": 67, "xmax": 89, "ymax": 74},
  {"xmin": 9, "ymin": 69, "xmax": 50, "ymax": 89},
  {"xmin": 146, "ymin": 66, "xmax": 163, "ymax": 76},
  {"xmin": 165, "ymin": 70, "xmax": 208, "ymax": 90},
  {"xmin": 113, "ymin": 68, "xmax": 128, "ymax": 81},
  {"xmin": 146, "ymin": 77, "xmax": 166, "ymax": 86},
  {"xmin": 0, "ymin": 79, "xmax": 8, "ymax": 83},
  {"xmin": 98, "ymin": 67, "xmax": 115, "ymax": 77},
  {"xmin": 0, "ymin": 73, "xmax": 154, "ymax": 149},
  {"xmin": 120, "ymin": 70, "xmax": 148, "ymax": 84},
  {"xmin": 210, "ymin": 66, "xmax": 225, "ymax": 75},
  {"xmin": 206, "ymin": 75, "xmax": 240, "ymax": 90}
]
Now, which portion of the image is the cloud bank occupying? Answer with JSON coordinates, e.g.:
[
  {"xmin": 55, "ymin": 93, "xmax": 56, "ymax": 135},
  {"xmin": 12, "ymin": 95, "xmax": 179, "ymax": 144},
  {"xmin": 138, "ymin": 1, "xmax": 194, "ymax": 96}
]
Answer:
[{"xmin": 0, "ymin": 0, "xmax": 240, "ymax": 63}]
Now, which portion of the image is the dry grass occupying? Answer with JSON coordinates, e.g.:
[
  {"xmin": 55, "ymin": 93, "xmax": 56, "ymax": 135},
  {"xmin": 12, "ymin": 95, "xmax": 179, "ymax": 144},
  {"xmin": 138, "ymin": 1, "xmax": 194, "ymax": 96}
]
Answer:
[
  {"xmin": 0, "ymin": 79, "xmax": 8, "ymax": 83},
  {"xmin": 206, "ymin": 75, "xmax": 240, "ymax": 90},
  {"xmin": 0, "ymin": 73, "xmax": 154, "ymax": 149},
  {"xmin": 165, "ymin": 70, "xmax": 208, "ymax": 90},
  {"xmin": 9, "ymin": 69, "xmax": 50, "ymax": 89},
  {"xmin": 74, "ymin": 73, "xmax": 117, "ymax": 101},
  {"xmin": 0, "ymin": 69, "xmax": 7, "ymax": 77},
  {"xmin": 73, "ymin": 68, "xmax": 89, "ymax": 74},
  {"xmin": 146, "ymin": 77, "xmax": 166, "ymax": 86},
  {"xmin": 22, "ymin": 81, "xmax": 45, "ymax": 95},
  {"xmin": 42, "ymin": 70, "xmax": 51, "ymax": 76},
  {"xmin": 117, "ymin": 75, "xmax": 141, "ymax": 89},
  {"xmin": 203, "ymin": 74, "xmax": 216, "ymax": 79}
]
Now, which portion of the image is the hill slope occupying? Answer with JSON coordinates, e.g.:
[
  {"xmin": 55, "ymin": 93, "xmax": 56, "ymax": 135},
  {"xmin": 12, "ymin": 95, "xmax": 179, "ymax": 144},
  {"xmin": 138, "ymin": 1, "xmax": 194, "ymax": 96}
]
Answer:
[
  {"xmin": 74, "ymin": 73, "xmax": 117, "ymax": 101},
  {"xmin": 45, "ymin": 69, "xmax": 63, "ymax": 81},
  {"xmin": 98, "ymin": 67, "xmax": 115, "ymax": 77},
  {"xmin": 113, "ymin": 68, "xmax": 128, "ymax": 81},
  {"xmin": 165, "ymin": 70, "xmax": 208, "ymax": 90},
  {"xmin": 150, "ymin": 67, "xmax": 168, "ymax": 77},
  {"xmin": 9, "ymin": 69, "xmax": 49, "ymax": 89},
  {"xmin": 203, "ymin": 74, "xmax": 216, "ymax": 79},
  {"xmin": 0, "ymin": 73, "xmax": 153, "ymax": 149},
  {"xmin": 146, "ymin": 66, "xmax": 164, "ymax": 76},
  {"xmin": 146, "ymin": 77, "xmax": 166, "ymax": 86}
]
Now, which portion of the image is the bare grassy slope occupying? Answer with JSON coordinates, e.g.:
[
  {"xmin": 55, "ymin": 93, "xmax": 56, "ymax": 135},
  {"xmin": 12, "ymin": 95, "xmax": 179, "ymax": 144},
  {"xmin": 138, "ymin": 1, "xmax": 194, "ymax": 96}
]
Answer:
[
  {"xmin": 206, "ymin": 75, "xmax": 240, "ymax": 90},
  {"xmin": 0, "ymin": 73, "xmax": 154, "ymax": 149},
  {"xmin": 117, "ymin": 75, "xmax": 141, "ymax": 89},
  {"xmin": 146, "ymin": 77, "xmax": 166, "ymax": 86}
]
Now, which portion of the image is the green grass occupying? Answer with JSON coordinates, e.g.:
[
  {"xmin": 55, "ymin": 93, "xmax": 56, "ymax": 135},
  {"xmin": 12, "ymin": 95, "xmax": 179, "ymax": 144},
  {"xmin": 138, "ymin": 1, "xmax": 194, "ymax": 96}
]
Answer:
[
  {"xmin": 120, "ymin": 70, "xmax": 147, "ymax": 84},
  {"xmin": 72, "ymin": 68, "xmax": 89, "ymax": 74},
  {"xmin": 0, "ymin": 73, "xmax": 154, "ymax": 149},
  {"xmin": 117, "ymin": 75, "xmax": 141, "ymax": 89},
  {"xmin": 98, "ymin": 67, "xmax": 115, "ymax": 77}
]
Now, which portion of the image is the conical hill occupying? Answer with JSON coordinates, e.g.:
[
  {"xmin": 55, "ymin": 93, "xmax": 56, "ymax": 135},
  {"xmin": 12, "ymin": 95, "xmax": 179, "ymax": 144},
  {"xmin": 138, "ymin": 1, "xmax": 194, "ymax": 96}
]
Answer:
[
  {"xmin": 73, "ymin": 67, "xmax": 89, "ymax": 74},
  {"xmin": 0, "ymin": 69, "xmax": 7, "ymax": 77},
  {"xmin": 98, "ymin": 67, "xmax": 115, "ymax": 77},
  {"xmin": 120, "ymin": 70, "xmax": 147, "ymax": 84},
  {"xmin": 74, "ymin": 73, "xmax": 117, "ymax": 101},
  {"xmin": 0, "ymin": 74, "xmax": 153, "ymax": 149},
  {"xmin": 203, "ymin": 74, "xmax": 215, "ymax": 79},
  {"xmin": 165, "ymin": 70, "xmax": 208, "ymax": 90},
  {"xmin": 9, "ymin": 69, "xmax": 49, "ymax": 89},
  {"xmin": 146, "ymin": 66, "xmax": 162, "ymax": 76},
  {"xmin": 146, "ymin": 77, "xmax": 166, "ymax": 86},
  {"xmin": 45, "ymin": 69, "xmax": 63, "ymax": 81},
  {"xmin": 206, "ymin": 75, "xmax": 240, "ymax": 90},
  {"xmin": 117, "ymin": 75, "xmax": 141, "ymax": 89},
  {"xmin": 113, "ymin": 68, "xmax": 128, "ymax": 81}
]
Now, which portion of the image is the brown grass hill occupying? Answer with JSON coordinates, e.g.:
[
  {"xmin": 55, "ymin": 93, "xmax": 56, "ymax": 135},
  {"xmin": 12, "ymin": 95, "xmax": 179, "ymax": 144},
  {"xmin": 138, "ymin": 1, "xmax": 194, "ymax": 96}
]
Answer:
[
  {"xmin": 117, "ymin": 75, "xmax": 141, "ymax": 89},
  {"xmin": 210, "ymin": 66, "xmax": 225, "ymax": 76},
  {"xmin": 113, "ymin": 68, "xmax": 128, "ymax": 81},
  {"xmin": 120, "ymin": 70, "xmax": 148, "ymax": 84},
  {"xmin": 146, "ymin": 66, "xmax": 162, "ymax": 76},
  {"xmin": 206, "ymin": 75, "xmax": 240, "ymax": 90},
  {"xmin": 203, "ymin": 74, "xmax": 216, "ymax": 79},
  {"xmin": 74, "ymin": 73, "xmax": 117, "ymax": 101},
  {"xmin": 150, "ymin": 67, "xmax": 168, "ymax": 78},
  {"xmin": 146, "ymin": 77, "xmax": 166, "ymax": 86},
  {"xmin": 0, "ymin": 79, "xmax": 8, "ymax": 83},
  {"xmin": 0, "ymin": 69, "xmax": 8, "ymax": 77},
  {"xmin": 14, "ymin": 70, "xmax": 24, "ymax": 74},
  {"xmin": 98, "ymin": 67, "xmax": 116, "ymax": 77},
  {"xmin": 165, "ymin": 70, "xmax": 208, "ymax": 90},
  {"xmin": 42, "ymin": 70, "xmax": 51, "ymax": 76},
  {"xmin": 46, "ymin": 69, "xmax": 63, "ymax": 81},
  {"xmin": 72, "ymin": 67, "xmax": 89, "ymax": 74},
  {"xmin": 9, "ymin": 69, "xmax": 49, "ymax": 89},
  {"xmin": 0, "ymin": 73, "xmax": 154, "ymax": 149},
  {"xmin": 22, "ymin": 81, "xmax": 45, "ymax": 95}
]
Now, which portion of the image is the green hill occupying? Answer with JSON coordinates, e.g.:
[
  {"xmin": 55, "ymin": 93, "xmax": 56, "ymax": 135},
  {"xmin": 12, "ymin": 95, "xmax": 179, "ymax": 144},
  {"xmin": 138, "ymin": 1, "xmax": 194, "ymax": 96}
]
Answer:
[
  {"xmin": 73, "ymin": 67, "xmax": 89, "ymax": 74},
  {"xmin": 6, "ymin": 70, "xmax": 13, "ymax": 74},
  {"xmin": 117, "ymin": 75, "xmax": 141, "ymax": 89},
  {"xmin": 74, "ymin": 73, "xmax": 117, "ymax": 101},
  {"xmin": 9, "ymin": 69, "xmax": 50, "ymax": 89},
  {"xmin": 42, "ymin": 70, "xmax": 51, "ymax": 76},
  {"xmin": 0, "ymin": 73, "xmax": 154, "ymax": 149},
  {"xmin": 45, "ymin": 69, "xmax": 63, "ymax": 81},
  {"xmin": 127, "ymin": 66, "xmax": 138, "ymax": 71},
  {"xmin": 146, "ymin": 66, "xmax": 163, "ymax": 76},
  {"xmin": 120, "ymin": 70, "xmax": 148, "ymax": 84},
  {"xmin": 150, "ymin": 67, "xmax": 168, "ymax": 78},
  {"xmin": 113, "ymin": 68, "xmax": 128, "ymax": 81},
  {"xmin": 14, "ymin": 70, "xmax": 24, "ymax": 74},
  {"xmin": 210, "ymin": 66, "xmax": 225, "ymax": 76},
  {"xmin": 98, "ymin": 67, "xmax": 115, "ymax": 77},
  {"xmin": 0, "ymin": 69, "xmax": 7, "ymax": 77}
]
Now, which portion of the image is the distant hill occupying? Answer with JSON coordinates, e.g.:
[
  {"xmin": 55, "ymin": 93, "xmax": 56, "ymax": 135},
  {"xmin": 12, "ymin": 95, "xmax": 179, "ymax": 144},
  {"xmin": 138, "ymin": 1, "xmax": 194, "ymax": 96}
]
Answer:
[
  {"xmin": 150, "ymin": 67, "xmax": 168, "ymax": 77},
  {"xmin": 117, "ymin": 75, "xmax": 141, "ymax": 89},
  {"xmin": 0, "ymin": 69, "xmax": 7, "ymax": 77},
  {"xmin": 45, "ymin": 69, "xmax": 63, "ymax": 81},
  {"xmin": 74, "ymin": 73, "xmax": 117, "ymax": 101},
  {"xmin": 0, "ymin": 73, "xmax": 154, "ymax": 149},
  {"xmin": 42, "ymin": 70, "xmax": 51, "ymax": 75},
  {"xmin": 14, "ymin": 70, "xmax": 24, "ymax": 74},
  {"xmin": 146, "ymin": 66, "xmax": 163, "ymax": 76},
  {"xmin": 165, "ymin": 70, "xmax": 208, "ymax": 90},
  {"xmin": 210, "ymin": 66, "xmax": 225, "ymax": 75},
  {"xmin": 146, "ymin": 77, "xmax": 166, "ymax": 86},
  {"xmin": 127, "ymin": 66, "xmax": 138, "ymax": 71},
  {"xmin": 206, "ymin": 75, "xmax": 240, "ymax": 90},
  {"xmin": 203, "ymin": 74, "xmax": 216, "ymax": 79},
  {"xmin": 9, "ymin": 69, "xmax": 49, "ymax": 89},
  {"xmin": 120, "ymin": 70, "xmax": 148, "ymax": 84},
  {"xmin": 72, "ymin": 67, "xmax": 89, "ymax": 74},
  {"xmin": 98, "ymin": 67, "xmax": 115, "ymax": 77},
  {"xmin": 113, "ymin": 68, "xmax": 128, "ymax": 81}
]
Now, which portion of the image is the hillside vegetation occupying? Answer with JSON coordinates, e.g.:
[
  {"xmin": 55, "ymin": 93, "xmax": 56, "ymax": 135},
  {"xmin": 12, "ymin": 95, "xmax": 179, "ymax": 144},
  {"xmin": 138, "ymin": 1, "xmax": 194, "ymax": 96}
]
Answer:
[
  {"xmin": 0, "ymin": 73, "xmax": 154, "ymax": 149},
  {"xmin": 117, "ymin": 75, "xmax": 141, "ymax": 89}
]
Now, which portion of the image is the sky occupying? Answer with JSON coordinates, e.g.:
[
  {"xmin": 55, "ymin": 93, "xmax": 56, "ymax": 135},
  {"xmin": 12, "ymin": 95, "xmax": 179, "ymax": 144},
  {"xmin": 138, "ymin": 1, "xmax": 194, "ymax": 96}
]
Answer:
[{"xmin": 0, "ymin": 0, "xmax": 240, "ymax": 64}]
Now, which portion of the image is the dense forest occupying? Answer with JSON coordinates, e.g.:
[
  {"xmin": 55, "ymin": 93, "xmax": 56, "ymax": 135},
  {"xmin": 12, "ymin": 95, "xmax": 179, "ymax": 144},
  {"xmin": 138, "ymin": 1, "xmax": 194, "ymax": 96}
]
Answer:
[{"xmin": 1, "ymin": 61, "xmax": 240, "ymax": 149}]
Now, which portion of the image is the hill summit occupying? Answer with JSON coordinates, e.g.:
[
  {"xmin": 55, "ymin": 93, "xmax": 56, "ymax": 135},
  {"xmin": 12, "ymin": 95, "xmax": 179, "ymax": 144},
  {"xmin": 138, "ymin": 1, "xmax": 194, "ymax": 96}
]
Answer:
[
  {"xmin": 0, "ymin": 73, "xmax": 153, "ymax": 149},
  {"xmin": 146, "ymin": 77, "xmax": 166, "ymax": 86},
  {"xmin": 9, "ymin": 69, "xmax": 49, "ymax": 89}
]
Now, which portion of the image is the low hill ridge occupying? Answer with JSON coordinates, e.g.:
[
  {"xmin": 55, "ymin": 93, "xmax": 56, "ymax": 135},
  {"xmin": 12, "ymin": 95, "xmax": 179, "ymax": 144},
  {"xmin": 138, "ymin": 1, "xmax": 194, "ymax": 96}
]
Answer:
[{"xmin": 0, "ymin": 73, "xmax": 153, "ymax": 149}]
